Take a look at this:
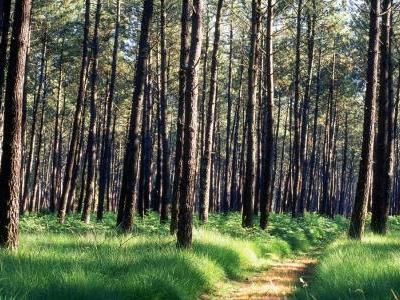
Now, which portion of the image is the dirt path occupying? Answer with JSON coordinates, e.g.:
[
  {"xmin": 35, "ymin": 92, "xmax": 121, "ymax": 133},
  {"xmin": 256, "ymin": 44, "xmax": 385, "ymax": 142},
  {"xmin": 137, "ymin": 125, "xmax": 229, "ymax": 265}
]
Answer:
[{"xmin": 203, "ymin": 258, "xmax": 317, "ymax": 300}]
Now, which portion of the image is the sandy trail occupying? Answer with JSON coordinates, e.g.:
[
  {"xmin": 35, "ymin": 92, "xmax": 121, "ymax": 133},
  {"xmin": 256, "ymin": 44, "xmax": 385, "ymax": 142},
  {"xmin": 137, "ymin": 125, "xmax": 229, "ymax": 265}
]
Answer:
[{"xmin": 203, "ymin": 258, "xmax": 317, "ymax": 300}]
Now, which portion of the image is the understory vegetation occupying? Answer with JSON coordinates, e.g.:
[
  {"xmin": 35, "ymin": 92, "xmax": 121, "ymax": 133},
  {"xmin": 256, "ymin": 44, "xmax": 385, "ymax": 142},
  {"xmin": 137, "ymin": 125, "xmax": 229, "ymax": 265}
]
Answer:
[{"xmin": 0, "ymin": 213, "xmax": 345, "ymax": 299}]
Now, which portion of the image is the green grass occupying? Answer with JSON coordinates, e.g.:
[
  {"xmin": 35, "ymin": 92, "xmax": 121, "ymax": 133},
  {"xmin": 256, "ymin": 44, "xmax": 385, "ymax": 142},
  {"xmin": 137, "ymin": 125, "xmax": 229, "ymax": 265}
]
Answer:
[
  {"xmin": 295, "ymin": 217, "xmax": 400, "ymax": 300},
  {"xmin": 0, "ymin": 212, "xmax": 346, "ymax": 299}
]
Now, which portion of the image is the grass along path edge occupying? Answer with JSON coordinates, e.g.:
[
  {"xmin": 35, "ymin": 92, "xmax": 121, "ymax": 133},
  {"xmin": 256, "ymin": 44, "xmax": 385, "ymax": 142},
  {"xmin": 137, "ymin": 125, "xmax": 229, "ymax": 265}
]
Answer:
[{"xmin": 0, "ymin": 213, "xmax": 347, "ymax": 299}]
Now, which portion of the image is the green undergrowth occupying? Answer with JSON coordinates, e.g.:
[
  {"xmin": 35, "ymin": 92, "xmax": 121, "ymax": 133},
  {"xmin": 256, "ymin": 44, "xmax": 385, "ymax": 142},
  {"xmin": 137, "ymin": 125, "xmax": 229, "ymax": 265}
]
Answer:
[
  {"xmin": 0, "ymin": 212, "xmax": 346, "ymax": 299},
  {"xmin": 295, "ymin": 217, "xmax": 400, "ymax": 300}
]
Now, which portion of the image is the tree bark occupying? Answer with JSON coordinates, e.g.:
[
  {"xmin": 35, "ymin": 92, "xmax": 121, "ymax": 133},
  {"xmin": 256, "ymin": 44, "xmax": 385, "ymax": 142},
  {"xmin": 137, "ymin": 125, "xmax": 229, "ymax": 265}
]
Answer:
[
  {"xmin": 0, "ymin": 0, "xmax": 31, "ymax": 249},
  {"xmin": 177, "ymin": 0, "xmax": 203, "ymax": 248},
  {"xmin": 97, "ymin": 0, "xmax": 120, "ymax": 221},
  {"xmin": 242, "ymin": 0, "xmax": 261, "ymax": 228},
  {"xmin": 138, "ymin": 51, "xmax": 153, "ymax": 218},
  {"xmin": 260, "ymin": 0, "xmax": 274, "ymax": 229},
  {"xmin": 222, "ymin": 4, "xmax": 233, "ymax": 213},
  {"xmin": 81, "ymin": 0, "xmax": 101, "ymax": 224},
  {"xmin": 198, "ymin": 0, "xmax": 224, "ymax": 223},
  {"xmin": 117, "ymin": 0, "xmax": 153, "ymax": 231},
  {"xmin": 298, "ymin": 1, "xmax": 316, "ymax": 214},
  {"xmin": 371, "ymin": 0, "xmax": 394, "ymax": 235},
  {"xmin": 58, "ymin": 0, "xmax": 91, "ymax": 224},
  {"xmin": 170, "ymin": 0, "xmax": 190, "ymax": 235},
  {"xmin": 21, "ymin": 33, "xmax": 47, "ymax": 214},
  {"xmin": 159, "ymin": 0, "xmax": 170, "ymax": 223},
  {"xmin": 349, "ymin": 0, "xmax": 380, "ymax": 239},
  {"xmin": 30, "ymin": 61, "xmax": 48, "ymax": 212},
  {"xmin": 291, "ymin": 0, "xmax": 303, "ymax": 217},
  {"xmin": 0, "ymin": 0, "xmax": 11, "ymax": 112}
]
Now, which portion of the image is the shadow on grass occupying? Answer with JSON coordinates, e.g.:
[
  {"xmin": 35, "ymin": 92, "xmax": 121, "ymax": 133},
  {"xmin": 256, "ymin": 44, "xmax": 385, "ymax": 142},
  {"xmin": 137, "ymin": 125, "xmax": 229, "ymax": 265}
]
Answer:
[{"xmin": 0, "ymin": 236, "xmax": 254, "ymax": 300}]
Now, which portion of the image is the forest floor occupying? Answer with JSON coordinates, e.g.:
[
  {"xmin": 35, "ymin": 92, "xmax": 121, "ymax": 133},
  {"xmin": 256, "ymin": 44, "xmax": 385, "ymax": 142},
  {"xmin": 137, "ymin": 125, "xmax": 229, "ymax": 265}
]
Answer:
[
  {"xmin": 3, "ymin": 213, "xmax": 399, "ymax": 299},
  {"xmin": 0, "ymin": 212, "xmax": 344, "ymax": 299}
]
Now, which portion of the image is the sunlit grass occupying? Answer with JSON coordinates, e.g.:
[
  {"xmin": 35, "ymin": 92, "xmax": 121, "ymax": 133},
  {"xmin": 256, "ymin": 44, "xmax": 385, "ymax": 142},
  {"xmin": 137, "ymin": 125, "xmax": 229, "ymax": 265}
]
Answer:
[
  {"xmin": 0, "ymin": 212, "xmax": 347, "ymax": 299},
  {"xmin": 295, "ymin": 218, "xmax": 400, "ymax": 300}
]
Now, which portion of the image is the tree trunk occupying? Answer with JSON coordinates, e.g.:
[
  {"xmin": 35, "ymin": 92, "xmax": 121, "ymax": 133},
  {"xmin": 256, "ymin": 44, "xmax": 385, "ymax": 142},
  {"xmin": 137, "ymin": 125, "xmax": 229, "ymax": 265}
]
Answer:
[
  {"xmin": 0, "ymin": 0, "xmax": 31, "ymax": 249},
  {"xmin": 222, "ymin": 5, "xmax": 233, "ymax": 213},
  {"xmin": 30, "ymin": 62, "xmax": 48, "ymax": 212},
  {"xmin": 159, "ymin": 0, "xmax": 170, "ymax": 223},
  {"xmin": 306, "ymin": 48, "xmax": 321, "ymax": 210},
  {"xmin": 58, "ymin": 0, "xmax": 91, "ymax": 224},
  {"xmin": 0, "ymin": 0, "xmax": 11, "ymax": 112},
  {"xmin": 349, "ymin": 0, "xmax": 380, "ymax": 239},
  {"xmin": 49, "ymin": 45, "xmax": 64, "ymax": 213},
  {"xmin": 81, "ymin": 0, "xmax": 101, "ymax": 224},
  {"xmin": 339, "ymin": 113, "xmax": 348, "ymax": 215},
  {"xmin": 177, "ymin": 0, "xmax": 203, "ymax": 248},
  {"xmin": 21, "ymin": 33, "xmax": 46, "ymax": 214},
  {"xmin": 242, "ymin": 0, "xmax": 261, "ymax": 228},
  {"xmin": 97, "ymin": 0, "xmax": 120, "ymax": 221},
  {"xmin": 170, "ymin": 0, "xmax": 190, "ymax": 235},
  {"xmin": 138, "ymin": 51, "xmax": 153, "ymax": 218},
  {"xmin": 292, "ymin": 0, "xmax": 303, "ymax": 217},
  {"xmin": 298, "ymin": 1, "xmax": 316, "ymax": 214},
  {"xmin": 231, "ymin": 58, "xmax": 244, "ymax": 211},
  {"xmin": 371, "ymin": 0, "xmax": 394, "ymax": 235},
  {"xmin": 117, "ymin": 0, "xmax": 153, "ymax": 231},
  {"xmin": 198, "ymin": 0, "xmax": 224, "ymax": 223},
  {"xmin": 260, "ymin": 0, "xmax": 274, "ymax": 229}
]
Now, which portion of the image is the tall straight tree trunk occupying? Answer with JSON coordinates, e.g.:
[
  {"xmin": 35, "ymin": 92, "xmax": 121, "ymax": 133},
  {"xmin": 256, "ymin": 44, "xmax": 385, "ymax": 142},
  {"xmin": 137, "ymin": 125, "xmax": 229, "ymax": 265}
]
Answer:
[
  {"xmin": 349, "ymin": 0, "xmax": 380, "ymax": 239},
  {"xmin": 21, "ymin": 34, "xmax": 46, "ymax": 214},
  {"xmin": 198, "ymin": 0, "xmax": 224, "ymax": 223},
  {"xmin": 306, "ymin": 48, "xmax": 321, "ymax": 210},
  {"xmin": 50, "ymin": 46, "xmax": 64, "ymax": 213},
  {"xmin": 0, "ymin": 0, "xmax": 11, "ymax": 111},
  {"xmin": 254, "ymin": 93, "xmax": 262, "ymax": 216},
  {"xmin": 176, "ymin": 0, "xmax": 203, "ymax": 248},
  {"xmin": 138, "ymin": 52, "xmax": 153, "ymax": 218},
  {"xmin": 276, "ymin": 104, "xmax": 290, "ymax": 212},
  {"xmin": 271, "ymin": 95, "xmax": 281, "ymax": 209},
  {"xmin": 153, "ymin": 96, "xmax": 162, "ymax": 212},
  {"xmin": 30, "ymin": 64, "xmax": 48, "ymax": 212},
  {"xmin": 339, "ymin": 113, "xmax": 348, "ymax": 215},
  {"xmin": 260, "ymin": 0, "xmax": 274, "ymax": 229},
  {"xmin": 117, "ymin": 0, "xmax": 153, "ymax": 231},
  {"xmin": 19, "ymin": 25, "xmax": 31, "ymax": 212},
  {"xmin": 322, "ymin": 53, "xmax": 336, "ymax": 217},
  {"xmin": 230, "ymin": 59, "xmax": 244, "ymax": 210},
  {"xmin": 298, "ymin": 0, "xmax": 316, "ymax": 214},
  {"xmin": 292, "ymin": 0, "xmax": 303, "ymax": 217},
  {"xmin": 238, "ymin": 96, "xmax": 247, "ymax": 211},
  {"xmin": 0, "ymin": 0, "xmax": 31, "ymax": 249},
  {"xmin": 170, "ymin": 0, "xmax": 190, "ymax": 235},
  {"xmin": 77, "ymin": 148, "xmax": 87, "ymax": 213},
  {"xmin": 81, "ymin": 0, "xmax": 101, "ymax": 224},
  {"xmin": 68, "ymin": 91, "xmax": 88, "ymax": 212},
  {"xmin": 58, "ymin": 0, "xmax": 90, "ymax": 224},
  {"xmin": 242, "ymin": 0, "xmax": 261, "ymax": 228},
  {"xmin": 222, "ymin": 1, "xmax": 233, "ymax": 213},
  {"xmin": 97, "ymin": 0, "xmax": 120, "ymax": 221},
  {"xmin": 159, "ymin": 0, "xmax": 170, "ymax": 223},
  {"xmin": 371, "ymin": 0, "xmax": 394, "ymax": 234},
  {"xmin": 199, "ymin": 7, "xmax": 209, "ymax": 161}
]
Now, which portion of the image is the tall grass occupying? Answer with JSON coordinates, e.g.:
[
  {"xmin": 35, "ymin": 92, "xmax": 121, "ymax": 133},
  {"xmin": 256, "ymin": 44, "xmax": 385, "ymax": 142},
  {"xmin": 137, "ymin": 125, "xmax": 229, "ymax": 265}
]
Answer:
[
  {"xmin": 0, "ymin": 213, "xmax": 346, "ymax": 299},
  {"xmin": 295, "ymin": 217, "xmax": 400, "ymax": 300}
]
